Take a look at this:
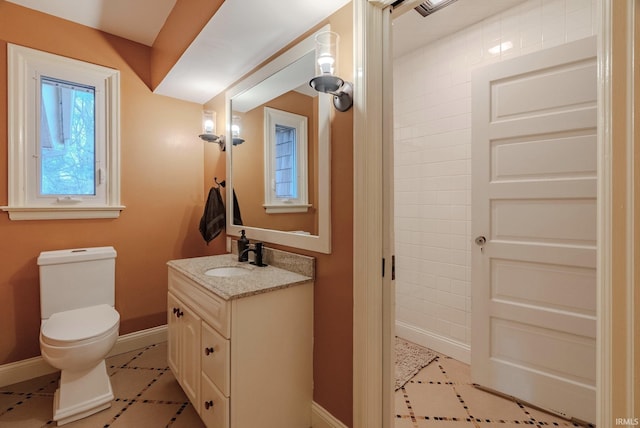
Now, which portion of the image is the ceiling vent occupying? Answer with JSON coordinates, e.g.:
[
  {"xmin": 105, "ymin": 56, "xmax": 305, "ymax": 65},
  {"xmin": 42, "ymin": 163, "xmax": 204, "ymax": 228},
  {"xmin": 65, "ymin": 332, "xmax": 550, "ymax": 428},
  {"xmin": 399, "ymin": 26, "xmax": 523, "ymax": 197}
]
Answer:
[{"xmin": 414, "ymin": 0, "xmax": 458, "ymax": 17}]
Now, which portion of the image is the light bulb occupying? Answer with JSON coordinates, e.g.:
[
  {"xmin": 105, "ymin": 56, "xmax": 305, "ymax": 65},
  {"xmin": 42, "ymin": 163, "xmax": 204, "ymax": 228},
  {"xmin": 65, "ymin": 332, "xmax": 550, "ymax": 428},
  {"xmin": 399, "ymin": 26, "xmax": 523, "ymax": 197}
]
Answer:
[
  {"xmin": 204, "ymin": 119, "xmax": 214, "ymax": 134},
  {"xmin": 318, "ymin": 55, "xmax": 335, "ymax": 75}
]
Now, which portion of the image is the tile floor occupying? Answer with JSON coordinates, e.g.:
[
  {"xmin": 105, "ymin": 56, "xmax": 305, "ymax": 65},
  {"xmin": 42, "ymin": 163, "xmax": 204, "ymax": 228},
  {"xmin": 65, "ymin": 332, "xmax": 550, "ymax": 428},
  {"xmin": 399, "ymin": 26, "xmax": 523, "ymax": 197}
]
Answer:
[
  {"xmin": 0, "ymin": 342, "xmax": 205, "ymax": 428},
  {"xmin": 0, "ymin": 342, "xmax": 595, "ymax": 428},
  {"xmin": 395, "ymin": 352, "xmax": 594, "ymax": 428}
]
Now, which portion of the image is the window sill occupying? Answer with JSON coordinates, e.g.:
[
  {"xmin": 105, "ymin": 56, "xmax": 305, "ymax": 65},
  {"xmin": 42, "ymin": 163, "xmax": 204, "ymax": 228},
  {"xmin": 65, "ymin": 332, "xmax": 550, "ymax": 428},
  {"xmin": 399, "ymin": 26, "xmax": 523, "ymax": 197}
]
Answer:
[
  {"xmin": 1, "ymin": 205, "xmax": 126, "ymax": 220},
  {"xmin": 263, "ymin": 204, "xmax": 311, "ymax": 214}
]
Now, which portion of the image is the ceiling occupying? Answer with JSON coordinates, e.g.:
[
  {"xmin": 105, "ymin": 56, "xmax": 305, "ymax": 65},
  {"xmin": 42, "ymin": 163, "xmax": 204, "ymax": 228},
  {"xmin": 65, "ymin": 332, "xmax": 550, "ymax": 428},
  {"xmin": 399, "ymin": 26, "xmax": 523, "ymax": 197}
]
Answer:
[
  {"xmin": 7, "ymin": 0, "xmax": 525, "ymax": 104},
  {"xmin": 5, "ymin": 0, "xmax": 177, "ymax": 46},
  {"xmin": 392, "ymin": 0, "xmax": 527, "ymax": 58}
]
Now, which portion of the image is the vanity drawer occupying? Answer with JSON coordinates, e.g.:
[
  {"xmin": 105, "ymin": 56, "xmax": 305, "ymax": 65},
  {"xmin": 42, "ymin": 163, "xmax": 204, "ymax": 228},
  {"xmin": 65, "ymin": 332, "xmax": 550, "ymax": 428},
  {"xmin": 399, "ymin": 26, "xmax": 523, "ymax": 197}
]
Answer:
[
  {"xmin": 201, "ymin": 322, "xmax": 230, "ymax": 396},
  {"xmin": 168, "ymin": 268, "xmax": 230, "ymax": 338},
  {"xmin": 200, "ymin": 373, "xmax": 229, "ymax": 428}
]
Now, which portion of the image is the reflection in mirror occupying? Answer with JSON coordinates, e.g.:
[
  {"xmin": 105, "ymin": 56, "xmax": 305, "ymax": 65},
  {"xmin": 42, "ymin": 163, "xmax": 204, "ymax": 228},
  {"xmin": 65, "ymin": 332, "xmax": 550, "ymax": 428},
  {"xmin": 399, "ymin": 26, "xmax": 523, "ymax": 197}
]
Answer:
[{"xmin": 226, "ymin": 26, "xmax": 331, "ymax": 253}]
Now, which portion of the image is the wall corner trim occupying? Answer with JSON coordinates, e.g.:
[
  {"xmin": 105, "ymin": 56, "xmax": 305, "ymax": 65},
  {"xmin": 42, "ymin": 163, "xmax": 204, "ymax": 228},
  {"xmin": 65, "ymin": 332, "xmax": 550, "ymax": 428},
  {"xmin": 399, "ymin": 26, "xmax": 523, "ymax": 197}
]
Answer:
[
  {"xmin": 0, "ymin": 325, "xmax": 168, "ymax": 388},
  {"xmin": 312, "ymin": 401, "xmax": 349, "ymax": 428}
]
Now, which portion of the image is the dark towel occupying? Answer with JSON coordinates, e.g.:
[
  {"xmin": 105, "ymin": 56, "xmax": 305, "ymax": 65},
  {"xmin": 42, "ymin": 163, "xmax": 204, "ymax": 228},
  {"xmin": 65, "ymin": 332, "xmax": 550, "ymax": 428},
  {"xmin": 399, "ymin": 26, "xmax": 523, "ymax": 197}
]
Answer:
[
  {"xmin": 199, "ymin": 186, "xmax": 226, "ymax": 244},
  {"xmin": 233, "ymin": 189, "xmax": 243, "ymax": 226}
]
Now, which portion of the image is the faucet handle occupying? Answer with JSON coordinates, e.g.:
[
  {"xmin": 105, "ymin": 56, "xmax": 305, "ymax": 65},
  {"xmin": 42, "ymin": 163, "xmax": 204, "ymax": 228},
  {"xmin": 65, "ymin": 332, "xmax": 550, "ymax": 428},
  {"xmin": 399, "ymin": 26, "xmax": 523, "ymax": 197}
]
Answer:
[{"xmin": 251, "ymin": 242, "xmax": 267, "ymax": 267}]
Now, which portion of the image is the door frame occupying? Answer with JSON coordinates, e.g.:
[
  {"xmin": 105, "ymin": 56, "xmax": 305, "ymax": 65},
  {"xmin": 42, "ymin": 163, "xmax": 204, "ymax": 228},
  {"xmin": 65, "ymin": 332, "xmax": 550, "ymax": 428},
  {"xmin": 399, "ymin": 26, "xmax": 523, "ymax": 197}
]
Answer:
[{"xmin": 352, "ymin": 0, "xmax": 635, "ymax": 427}]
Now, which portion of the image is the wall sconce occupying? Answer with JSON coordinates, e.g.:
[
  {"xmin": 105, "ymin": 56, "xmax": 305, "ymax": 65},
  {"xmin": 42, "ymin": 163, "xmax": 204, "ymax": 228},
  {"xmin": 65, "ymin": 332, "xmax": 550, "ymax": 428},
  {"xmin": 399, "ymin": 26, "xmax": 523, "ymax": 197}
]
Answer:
[
  {"xmin": 309, "ymin": 31, "xmax": 353, "ymax": 112},
  {"xmin": 231, "ymin": 115, "xmax": 245, "ymax": 146},
  {"xmin": 198, "ymin": 110, "xmax": 244, "ymax": 151}
]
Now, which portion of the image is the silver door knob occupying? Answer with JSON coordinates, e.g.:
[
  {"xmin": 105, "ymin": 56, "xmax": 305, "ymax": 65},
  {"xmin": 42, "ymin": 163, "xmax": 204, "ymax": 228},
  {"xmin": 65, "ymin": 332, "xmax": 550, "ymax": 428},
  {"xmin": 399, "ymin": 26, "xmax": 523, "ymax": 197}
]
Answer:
[{"xmin": 475, "ymin": 236, "xmax": 486, "ymax": 246}]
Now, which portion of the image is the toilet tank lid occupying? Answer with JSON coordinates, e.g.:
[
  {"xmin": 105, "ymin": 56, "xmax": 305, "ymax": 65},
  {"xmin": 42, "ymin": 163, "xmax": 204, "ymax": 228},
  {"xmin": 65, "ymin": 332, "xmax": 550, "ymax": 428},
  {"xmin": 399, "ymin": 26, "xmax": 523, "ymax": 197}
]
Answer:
[{"xmin": 38, "ymin": 246, "xmax": 117, "ymax": 266}]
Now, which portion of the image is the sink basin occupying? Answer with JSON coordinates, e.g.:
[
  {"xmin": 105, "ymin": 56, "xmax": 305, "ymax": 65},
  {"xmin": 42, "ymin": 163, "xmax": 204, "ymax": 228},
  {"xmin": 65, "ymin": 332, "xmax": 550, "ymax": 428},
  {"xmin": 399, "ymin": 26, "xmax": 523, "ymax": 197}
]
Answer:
[{"xmin": 204, "ymin": 266, "xmax": 251, "ymax": 277}]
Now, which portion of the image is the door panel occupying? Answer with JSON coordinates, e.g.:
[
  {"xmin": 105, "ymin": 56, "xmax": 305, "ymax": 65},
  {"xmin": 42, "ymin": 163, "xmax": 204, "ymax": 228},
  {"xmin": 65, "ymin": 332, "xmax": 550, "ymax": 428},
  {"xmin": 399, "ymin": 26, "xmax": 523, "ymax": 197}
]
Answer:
[{"xmin": 471, "ymin": 37, "xmax": 597, "ymax": 424}]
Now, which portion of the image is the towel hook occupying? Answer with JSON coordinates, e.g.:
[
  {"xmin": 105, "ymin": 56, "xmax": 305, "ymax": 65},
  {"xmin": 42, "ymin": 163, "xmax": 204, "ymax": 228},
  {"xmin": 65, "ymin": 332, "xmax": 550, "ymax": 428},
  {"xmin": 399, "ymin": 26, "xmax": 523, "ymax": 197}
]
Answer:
[{"xmin": 214, "ymin": 177, "xmax": 226, "ymax": 188}]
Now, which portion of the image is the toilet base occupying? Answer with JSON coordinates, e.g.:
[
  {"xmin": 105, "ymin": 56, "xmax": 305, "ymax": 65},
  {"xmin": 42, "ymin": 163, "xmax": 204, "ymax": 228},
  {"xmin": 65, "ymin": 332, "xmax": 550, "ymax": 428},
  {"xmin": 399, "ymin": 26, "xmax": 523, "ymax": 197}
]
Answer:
[{"xmin": 53, "ymin": 359, "xmax": 114, "ymax": 426}]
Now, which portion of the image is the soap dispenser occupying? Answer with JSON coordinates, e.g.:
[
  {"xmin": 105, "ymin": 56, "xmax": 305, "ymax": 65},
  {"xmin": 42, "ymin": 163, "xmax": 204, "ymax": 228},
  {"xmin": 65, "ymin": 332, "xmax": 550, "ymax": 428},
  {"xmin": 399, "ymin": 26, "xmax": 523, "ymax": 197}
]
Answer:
[{"xmin": 238, "ymin": 230, "xmax": 249, "ymax": 262}]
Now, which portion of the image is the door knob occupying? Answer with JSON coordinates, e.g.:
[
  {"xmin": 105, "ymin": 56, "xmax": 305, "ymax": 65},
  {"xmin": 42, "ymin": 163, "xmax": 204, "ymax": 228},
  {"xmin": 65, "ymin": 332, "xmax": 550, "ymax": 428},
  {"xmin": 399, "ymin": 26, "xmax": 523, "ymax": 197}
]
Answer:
[{"xmin": 475, "ymin": 236, "xmax": 486, "ymax": 246}]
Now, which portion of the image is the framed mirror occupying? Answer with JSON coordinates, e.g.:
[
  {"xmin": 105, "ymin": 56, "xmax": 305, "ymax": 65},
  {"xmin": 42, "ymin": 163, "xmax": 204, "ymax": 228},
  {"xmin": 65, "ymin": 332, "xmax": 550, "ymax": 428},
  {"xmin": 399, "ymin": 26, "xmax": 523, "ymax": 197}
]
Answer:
[{"xmin": 225, "ymin": 26, "xmax": 331, "ymax": 253}]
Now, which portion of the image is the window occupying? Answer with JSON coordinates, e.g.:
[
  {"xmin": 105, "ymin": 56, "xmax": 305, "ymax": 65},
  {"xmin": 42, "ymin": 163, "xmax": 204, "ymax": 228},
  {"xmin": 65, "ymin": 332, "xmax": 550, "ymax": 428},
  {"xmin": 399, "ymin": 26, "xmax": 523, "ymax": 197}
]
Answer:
[
  {"xmin": 263, "ymin": 107, "xmax": 309, "ymax": 213},
  {"xmin": 4, "ymin": 44, "xmax": 122, "ymax": 220}
]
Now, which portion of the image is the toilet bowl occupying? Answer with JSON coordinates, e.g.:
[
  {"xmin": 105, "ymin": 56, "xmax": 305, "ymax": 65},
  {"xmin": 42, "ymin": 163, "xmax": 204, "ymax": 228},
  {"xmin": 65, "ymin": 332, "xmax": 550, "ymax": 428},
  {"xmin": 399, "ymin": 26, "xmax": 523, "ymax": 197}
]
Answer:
[{"xmin": 40, "ymin": 304, "xmax": 120, "ymax": 425}]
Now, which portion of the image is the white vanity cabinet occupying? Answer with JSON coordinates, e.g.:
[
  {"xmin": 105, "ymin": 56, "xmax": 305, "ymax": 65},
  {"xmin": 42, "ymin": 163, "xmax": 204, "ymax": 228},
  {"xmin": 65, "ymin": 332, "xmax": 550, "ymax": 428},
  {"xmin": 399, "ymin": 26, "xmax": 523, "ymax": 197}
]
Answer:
[{"xmin": 167, "ymin": 261, "xmax": 313, "ymax": 428}]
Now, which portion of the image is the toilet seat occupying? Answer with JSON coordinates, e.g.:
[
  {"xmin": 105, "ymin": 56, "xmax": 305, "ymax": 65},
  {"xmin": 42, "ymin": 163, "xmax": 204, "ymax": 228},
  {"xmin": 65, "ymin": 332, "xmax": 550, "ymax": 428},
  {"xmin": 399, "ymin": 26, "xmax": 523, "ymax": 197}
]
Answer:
[{"xmin": 41, "ymin": 304, "xmax": 119, "ymax": 347}]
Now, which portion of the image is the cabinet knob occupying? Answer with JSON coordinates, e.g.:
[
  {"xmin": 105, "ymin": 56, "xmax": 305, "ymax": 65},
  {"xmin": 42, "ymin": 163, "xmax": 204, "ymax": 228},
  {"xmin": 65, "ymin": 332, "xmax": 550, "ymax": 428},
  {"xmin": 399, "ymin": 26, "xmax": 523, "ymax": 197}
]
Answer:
[
  {"xmin": 204, "ymin": 400, "xmax": 214, "ymax": 410},
  {"xmin": 205, "ymin": 347, "xmax": 215, "ymax": 356},
  {"xmin": 172, "ymin": 307, "xmax": 179, "ymax": 314}
]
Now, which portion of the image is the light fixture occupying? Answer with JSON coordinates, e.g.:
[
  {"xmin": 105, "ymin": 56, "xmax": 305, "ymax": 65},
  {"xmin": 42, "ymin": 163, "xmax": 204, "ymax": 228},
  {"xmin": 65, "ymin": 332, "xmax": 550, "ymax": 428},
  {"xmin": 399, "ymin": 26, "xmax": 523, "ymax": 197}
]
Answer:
[
  {"xmin": 231, "ymin": 115, "xmax": 245, "ymax": 146},
  {"xmin": 413, "ymin": 0, "xmax": 458, "ymax": 17},
  {"xmin": 198, "ymin": 110, "xmax": 244, "ymax": 151},
  {"xmin": 199, "ymin": 110, "xmax": 220, "ymax": 143},
  {"xmin": 309, "ymin": 31, "xmax": 353, "ymax": 112}
]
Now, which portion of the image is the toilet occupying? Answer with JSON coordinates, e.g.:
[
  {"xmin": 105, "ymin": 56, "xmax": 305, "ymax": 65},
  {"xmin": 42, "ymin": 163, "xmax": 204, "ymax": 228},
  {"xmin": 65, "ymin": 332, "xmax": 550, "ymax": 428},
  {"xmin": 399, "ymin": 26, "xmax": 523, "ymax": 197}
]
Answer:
[{"xmin": 38, "ymin": 247, "xmax": 120, "ymax": 426}]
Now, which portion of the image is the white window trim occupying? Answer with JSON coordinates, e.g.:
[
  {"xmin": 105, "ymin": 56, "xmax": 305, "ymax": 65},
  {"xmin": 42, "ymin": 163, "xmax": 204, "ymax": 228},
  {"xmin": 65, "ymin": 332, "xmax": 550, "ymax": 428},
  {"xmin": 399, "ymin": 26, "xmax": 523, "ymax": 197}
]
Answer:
[
  {"xmin": 263, "ymin": 107, "xmax": 310, "ymax": 214},
  {"xmin": 2, "ymin": 44, "xmax": 124, "ymax": 221}
]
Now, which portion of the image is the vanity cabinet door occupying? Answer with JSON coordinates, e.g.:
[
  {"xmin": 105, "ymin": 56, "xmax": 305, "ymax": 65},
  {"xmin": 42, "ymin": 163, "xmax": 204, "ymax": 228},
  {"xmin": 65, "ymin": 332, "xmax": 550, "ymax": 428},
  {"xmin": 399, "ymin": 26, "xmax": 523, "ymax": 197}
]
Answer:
[
  {"xmin": 180, "ymin": 303, "xmax": 201, "ymax": 409},
  {"xmin": 168, "ymin": 291, "xmax": 202, "ymax": 412},
  {"xmin": 167, "ymin": 292, "xmax": 181, "ymax": 375}
]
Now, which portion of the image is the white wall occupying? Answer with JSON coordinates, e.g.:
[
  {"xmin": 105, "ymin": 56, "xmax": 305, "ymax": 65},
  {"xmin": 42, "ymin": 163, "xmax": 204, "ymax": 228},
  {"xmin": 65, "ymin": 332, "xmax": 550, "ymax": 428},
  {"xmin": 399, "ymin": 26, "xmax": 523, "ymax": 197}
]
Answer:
[{"xmin": 393, "ymin": 0, "xmax": 596, "ymax": 362}]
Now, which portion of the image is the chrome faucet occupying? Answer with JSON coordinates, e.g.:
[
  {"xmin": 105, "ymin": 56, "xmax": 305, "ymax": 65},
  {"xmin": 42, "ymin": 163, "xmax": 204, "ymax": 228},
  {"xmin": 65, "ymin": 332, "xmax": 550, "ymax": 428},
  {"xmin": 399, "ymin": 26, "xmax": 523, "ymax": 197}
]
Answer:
[{"xmin": 239, "ymin": 242, "xmax": 266, "ymax": 267}]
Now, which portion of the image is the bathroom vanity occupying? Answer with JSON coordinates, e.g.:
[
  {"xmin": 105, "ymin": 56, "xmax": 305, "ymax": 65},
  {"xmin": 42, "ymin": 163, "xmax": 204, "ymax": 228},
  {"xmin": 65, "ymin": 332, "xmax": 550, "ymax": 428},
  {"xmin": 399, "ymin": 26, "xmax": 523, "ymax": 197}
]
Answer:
[{"xmin": 166, "ymin": 251, "xmax": 314, "ymax": 428}]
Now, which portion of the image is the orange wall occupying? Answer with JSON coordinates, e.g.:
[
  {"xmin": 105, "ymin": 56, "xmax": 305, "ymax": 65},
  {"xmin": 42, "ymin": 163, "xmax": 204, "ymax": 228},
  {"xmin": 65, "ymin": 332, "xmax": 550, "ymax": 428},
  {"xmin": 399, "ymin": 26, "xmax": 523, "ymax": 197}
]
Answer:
[
  {"xmin": 204, "ymin": 4, "xmax": 354, "ymax": 425},
  {"xmin": 0, "ymin": 3, "xmax": 226, "ymax": 364}
]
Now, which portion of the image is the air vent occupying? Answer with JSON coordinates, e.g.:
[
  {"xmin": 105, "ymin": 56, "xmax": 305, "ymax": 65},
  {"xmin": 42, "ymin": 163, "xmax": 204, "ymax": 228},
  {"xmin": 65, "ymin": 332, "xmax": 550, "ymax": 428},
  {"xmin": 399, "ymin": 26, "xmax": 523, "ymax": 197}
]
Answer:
[{"xmin": 414, "ymin": 0, "xmax": 458, "ymax": 17}]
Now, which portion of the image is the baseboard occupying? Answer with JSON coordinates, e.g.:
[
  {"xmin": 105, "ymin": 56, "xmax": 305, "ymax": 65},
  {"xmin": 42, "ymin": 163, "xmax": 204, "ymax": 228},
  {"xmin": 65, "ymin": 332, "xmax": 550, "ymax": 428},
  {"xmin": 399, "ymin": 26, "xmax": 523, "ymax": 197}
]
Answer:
[
  {"xmin": 0, "ymin": 325, "xmax": 168, "ymax": 388},
  {"xmin": 108, "ymin": 325, "xmax": 167, "ymax": 357},
  {"xmin": 311, "ymin": 401, "xmax": 349, "ymax": 428},
  {"xmin": 396, "ymin": 321, "xmax": 470, "ymax": 364}
]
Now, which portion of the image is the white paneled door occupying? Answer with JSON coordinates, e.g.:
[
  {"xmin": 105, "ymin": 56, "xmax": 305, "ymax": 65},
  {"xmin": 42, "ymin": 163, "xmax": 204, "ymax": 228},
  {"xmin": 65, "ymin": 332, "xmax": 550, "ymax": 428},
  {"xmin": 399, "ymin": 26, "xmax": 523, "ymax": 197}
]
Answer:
[{"xmin": 471, "ymin": 37, "xmax": 597, "ymax": 424}]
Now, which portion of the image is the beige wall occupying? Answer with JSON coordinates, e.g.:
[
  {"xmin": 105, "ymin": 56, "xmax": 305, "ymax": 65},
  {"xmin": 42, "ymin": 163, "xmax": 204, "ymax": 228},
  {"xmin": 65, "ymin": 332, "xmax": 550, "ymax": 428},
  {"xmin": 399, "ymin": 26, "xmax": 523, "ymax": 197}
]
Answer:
[
  {"xmin": 0, "ymin": 3, "xmax": 226, "ymax": 364},
  {"xmin": 204, "ymin": 4, "xmax": 354, "ymax": 425}
]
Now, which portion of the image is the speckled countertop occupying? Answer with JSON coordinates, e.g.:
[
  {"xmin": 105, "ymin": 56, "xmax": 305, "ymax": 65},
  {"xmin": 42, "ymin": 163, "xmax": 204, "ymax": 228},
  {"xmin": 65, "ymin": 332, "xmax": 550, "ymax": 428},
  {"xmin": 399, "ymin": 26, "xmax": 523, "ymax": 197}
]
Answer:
[{"xmin": 167, "ymin": 253, "xmax": 313, "ymax": 300}]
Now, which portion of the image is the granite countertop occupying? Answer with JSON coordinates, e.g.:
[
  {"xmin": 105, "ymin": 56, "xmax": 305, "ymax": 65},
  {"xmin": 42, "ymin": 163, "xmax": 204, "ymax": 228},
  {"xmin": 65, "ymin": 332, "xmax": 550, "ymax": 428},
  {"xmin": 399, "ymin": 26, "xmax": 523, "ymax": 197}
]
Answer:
[{"xmin": 167, "ymin": 253, "xmax": 313, "ymax": 300}]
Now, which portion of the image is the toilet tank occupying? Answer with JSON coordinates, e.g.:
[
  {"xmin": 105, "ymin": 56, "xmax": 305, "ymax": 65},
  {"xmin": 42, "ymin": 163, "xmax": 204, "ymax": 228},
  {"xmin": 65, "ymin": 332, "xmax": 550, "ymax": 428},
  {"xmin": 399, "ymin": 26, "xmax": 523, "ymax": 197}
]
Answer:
[{"xmin": 38, "ymin": 247, "xmax": 117, "ymax": 319}]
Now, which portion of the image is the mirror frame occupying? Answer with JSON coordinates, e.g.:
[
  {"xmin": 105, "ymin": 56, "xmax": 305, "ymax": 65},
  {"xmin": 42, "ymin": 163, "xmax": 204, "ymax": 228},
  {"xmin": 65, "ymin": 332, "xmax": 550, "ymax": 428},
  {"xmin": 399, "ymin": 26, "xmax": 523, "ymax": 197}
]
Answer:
[{"xmin": 225, "ymin": 25, "xmax": 331, "ymax": 253}]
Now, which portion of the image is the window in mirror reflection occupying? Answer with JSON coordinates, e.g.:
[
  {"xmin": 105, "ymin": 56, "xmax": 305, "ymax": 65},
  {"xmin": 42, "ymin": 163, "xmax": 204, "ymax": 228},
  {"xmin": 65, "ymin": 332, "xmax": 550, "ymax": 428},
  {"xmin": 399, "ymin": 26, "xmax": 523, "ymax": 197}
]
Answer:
[
  {"xmin": 264, "ymin": 107, "xmax": 309, "ymax": 213},
  {"xmin": 275, "ymin": 124, "xmax": 297, "ymax": 198}
]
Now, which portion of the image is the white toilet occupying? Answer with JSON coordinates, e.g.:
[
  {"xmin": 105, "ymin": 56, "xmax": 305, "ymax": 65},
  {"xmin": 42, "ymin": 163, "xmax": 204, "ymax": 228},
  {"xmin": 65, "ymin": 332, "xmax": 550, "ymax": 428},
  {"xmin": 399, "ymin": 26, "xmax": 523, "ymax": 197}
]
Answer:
[{"xmin": 38, "ymin": 247, "xmax": 120, "ymax": 426}]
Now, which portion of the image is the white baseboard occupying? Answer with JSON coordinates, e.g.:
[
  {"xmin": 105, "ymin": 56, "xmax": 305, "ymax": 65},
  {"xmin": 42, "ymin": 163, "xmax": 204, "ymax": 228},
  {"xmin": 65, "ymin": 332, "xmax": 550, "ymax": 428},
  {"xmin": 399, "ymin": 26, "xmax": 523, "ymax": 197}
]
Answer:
[
  {"xmin": 108, "ymin": 325, "xmax": 167, "ymax": 357},
  {"xmin": 396, "ymin": 321, "xmax": 470, "ymax": 364},
  {"xmin": 0, "ymin": 325, "xmax": 168, "ymax": 388},
  {"xmin": 311, "ymin": 401, "xmax": 348, "ymax": 428}
]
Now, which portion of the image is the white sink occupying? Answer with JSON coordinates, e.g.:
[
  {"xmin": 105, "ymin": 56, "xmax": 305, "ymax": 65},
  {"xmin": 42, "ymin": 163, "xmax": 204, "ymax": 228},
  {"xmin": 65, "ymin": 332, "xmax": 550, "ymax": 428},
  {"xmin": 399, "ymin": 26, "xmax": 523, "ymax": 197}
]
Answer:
[{"xmin": 204, "ymin": 266, "xmax": 251, "ymax": 277}]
